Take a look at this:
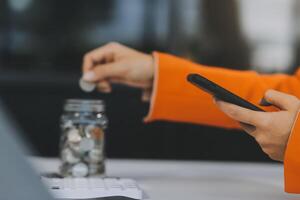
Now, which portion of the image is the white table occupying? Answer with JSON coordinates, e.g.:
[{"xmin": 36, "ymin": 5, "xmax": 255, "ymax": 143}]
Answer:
[{"xmin": 30, "ymin": 157, "xmax": 299, "ymax": 200}]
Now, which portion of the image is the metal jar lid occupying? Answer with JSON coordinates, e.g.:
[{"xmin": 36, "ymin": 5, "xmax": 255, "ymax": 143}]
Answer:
[{"xmin": 64, "ymin": 99, "xmax": 105, "ymax": 113}]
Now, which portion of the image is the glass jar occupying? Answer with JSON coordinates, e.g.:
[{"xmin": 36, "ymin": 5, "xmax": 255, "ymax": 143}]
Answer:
[{"xmin": 59, "ymin": 99, "xmax": 108, "ymax": 177}]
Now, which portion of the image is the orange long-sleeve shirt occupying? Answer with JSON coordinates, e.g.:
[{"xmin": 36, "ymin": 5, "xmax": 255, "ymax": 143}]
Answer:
[{"xmin": 145, "ymin": 52, "xmax": 300, "ymax": 193}]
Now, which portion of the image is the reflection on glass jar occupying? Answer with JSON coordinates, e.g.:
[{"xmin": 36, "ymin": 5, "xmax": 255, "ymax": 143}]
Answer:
[{"xmin": 59, "ymin": 99, "xmax": 108, "ymax": 177}]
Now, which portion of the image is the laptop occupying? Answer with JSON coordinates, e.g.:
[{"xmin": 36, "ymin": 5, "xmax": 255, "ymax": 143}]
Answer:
[
  {"xmin": 0, "ymin": 101, "xmax": 135, "ymax": 200},
  {"xmin": 0, "ymin": 101, "xmax": 53, "ymax": 199}
]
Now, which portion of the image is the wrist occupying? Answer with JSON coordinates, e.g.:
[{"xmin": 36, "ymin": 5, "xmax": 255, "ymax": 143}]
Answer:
[
  {"xmin": 143, "ymin": 53, "xmax": 155, "ymax": 89},
  {"xmin": 141, "ymin": 53, "xmax": 156, "ymax": 102}
]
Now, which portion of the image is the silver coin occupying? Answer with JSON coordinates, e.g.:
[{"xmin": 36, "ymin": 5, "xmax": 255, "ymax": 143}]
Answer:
[
  {"xmin": 79, "ymin": 78, "xmax": 96, "ymax": 93},
  {"xmin": 67, "ymin": 128, "xmax": 82, "ymax": 143},
  {"xmin": 61, "ymin": 148, "xmax": 80, "ymax": 164},
  {"xmin": 79, "ymin": 138, "xmax": 95, "ymax": 152},
  {"xmin": 72, "ymin": 162, "xmax": 89, "ymax": 177},
  {"xmin": 69, "ymin": 142, "xmax": 81, "ymax": 153}
]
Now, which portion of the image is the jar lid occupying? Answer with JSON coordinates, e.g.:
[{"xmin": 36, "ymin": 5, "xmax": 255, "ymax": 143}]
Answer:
[{"xmin": 64, "ymin": 99, "xmax": 105, "ymax": 113}]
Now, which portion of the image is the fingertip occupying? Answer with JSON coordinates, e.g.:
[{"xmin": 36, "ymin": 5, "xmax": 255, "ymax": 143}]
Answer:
[
  {"xmin": 264, "ymin": 89, "xmax": 280, "ymax": 100},
  {"xmin": 264, "ymin": 89, "xmax": 273, "ymax": 99},
  {"xmin": 83, "ymin": 71, "xmax": 96, "ymax": 81},
  {"xmin": 97, "ymin": 81, "xmax": 112, "ymax": 93},
  {"xmin": 214, "ymin": 100, "xmax": 228, "ymax": 111},
  {"xmin": 102, "ymin": 88, "xmax": 112, "ymax": 93},
  {"xmin": 97, "ymin": 87, "xmax": 112, "ymax": 93}
]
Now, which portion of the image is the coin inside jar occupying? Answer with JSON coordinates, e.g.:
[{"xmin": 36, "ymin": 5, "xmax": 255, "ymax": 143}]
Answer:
[
  {"xmin": 72, "ymin": 162, "xmax": 89, "ymax": 177},
  {"xmin": 68, "ymin": 142, "xmax": 81, "ymax": 153},
  {"xmin": 79, "ymin": 138, "xmax": 95, "ymax": 152},
  {"xmin": 92, "ymin": 127, "xmax": 104, "ymax": 140},
  {"xmin": 61, "ymin": 148, "xmax": 80, "ymax": 164},
  {"xmin": 79, "ymin": 78, "xmax": 96, "ymax": 92},
  {"xmin": 85, "ymin": 125, "xmax": 103, "ymax": 140},
  {"xmin": 67, "ymin": 128, "xmax": 82, "ymax": 143}
]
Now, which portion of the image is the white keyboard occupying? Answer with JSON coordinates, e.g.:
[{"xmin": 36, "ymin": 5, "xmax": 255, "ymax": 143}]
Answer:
[{"xmin": 41, "ymin": 177, "xmax": 143, "ymax": 199}]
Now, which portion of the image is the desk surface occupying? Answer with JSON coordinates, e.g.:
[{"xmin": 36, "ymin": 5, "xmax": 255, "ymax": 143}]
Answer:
[{"xmin": 30, "ymin": 158, "xmax": 299, "ymax": 200}]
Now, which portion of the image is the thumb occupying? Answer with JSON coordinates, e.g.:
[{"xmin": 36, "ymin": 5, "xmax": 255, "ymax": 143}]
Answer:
[{"xmin": 264, "ymin": 89, "xmax": 297, "ymax": 110}]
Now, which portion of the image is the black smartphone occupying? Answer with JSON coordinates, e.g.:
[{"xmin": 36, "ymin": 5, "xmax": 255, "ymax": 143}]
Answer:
[{"xmin": 187, "ymin": 73, "xmax": 265, "ymax": 112}]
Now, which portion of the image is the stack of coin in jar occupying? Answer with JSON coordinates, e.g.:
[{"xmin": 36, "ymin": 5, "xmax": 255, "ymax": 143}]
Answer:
[{"xmin": 59, "ymin": 99, "xmax": 107, "ymax": 177}]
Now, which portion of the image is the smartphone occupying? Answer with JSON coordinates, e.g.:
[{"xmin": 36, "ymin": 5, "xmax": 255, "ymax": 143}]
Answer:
[{"xmin": 187, "ymin": 73, "xmax": 265, "ymax": 112}]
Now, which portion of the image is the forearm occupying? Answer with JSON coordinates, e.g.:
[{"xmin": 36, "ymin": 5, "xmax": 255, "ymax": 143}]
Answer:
[{"xmin": 145, "ymin": 52, "xmax": 300, "ymax": 129}]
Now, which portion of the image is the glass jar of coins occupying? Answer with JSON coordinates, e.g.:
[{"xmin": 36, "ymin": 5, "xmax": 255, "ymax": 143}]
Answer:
[{"xmin": 59, "ymin": 99, "xmax": 108, "ymax": 177}]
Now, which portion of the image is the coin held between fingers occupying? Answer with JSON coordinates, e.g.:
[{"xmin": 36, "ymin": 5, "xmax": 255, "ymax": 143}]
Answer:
[{"xmin": 79, "ymin": 78, "xmax": 96, "ymax": 92}]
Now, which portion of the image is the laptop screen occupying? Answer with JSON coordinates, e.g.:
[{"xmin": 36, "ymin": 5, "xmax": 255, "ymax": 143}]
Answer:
[{"xmin": 0, "ymin": 101, "xmax": 53, "ymax": 200}]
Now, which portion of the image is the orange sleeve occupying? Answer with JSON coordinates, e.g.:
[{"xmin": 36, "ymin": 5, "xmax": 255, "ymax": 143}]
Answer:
[
  {"xmin": 285, "ymin": 112, "xmax": 300, "ymax": 193},
  {"xmin": 145, "ymin": 52, "xmax": 300, "ymax": 193}
]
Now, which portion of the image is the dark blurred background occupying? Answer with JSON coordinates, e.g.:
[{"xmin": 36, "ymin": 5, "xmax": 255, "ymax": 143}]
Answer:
[{"xmin": 0, "ymin": 0, "xmax": 299, "ymax": 161}]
